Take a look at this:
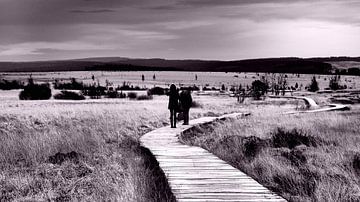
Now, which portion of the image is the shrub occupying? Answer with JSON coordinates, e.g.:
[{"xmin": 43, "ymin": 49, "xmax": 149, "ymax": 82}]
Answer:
[
  {"xmin": 329, "ymin": 75, "xmax": 346, "ymax": 90},
  {"xmin": 353, "ymin": 153, "xmax": 360, "ymax": 175},
  {"xmin": 307, "ymin": 76, "xmax": 319, "ymax": 92},
  {"xmin": 105, "ymin": 90, "xmax": 126, "ymax": 98},
  {"xmin": 19, "ymin": 82, "xmax": 52, "ymax": 100},
  {"xmin": 242, "ymin": 136, "xmax": 268, "ymax": 160},
  {"xmin": 137, "ymin": 94, "xmax": 153, "ymax": 100},
  {"xmin": 81, "ymin": 85, "xmax": 106, "ymax": 99},
  {"xmin": 54, "ymin": 78, "xmax": 85, "ymax": 90},
  {"xmin": 127, "ymin": 92, "xmax": 137, "ymax": 99},
  {"xmin": 217, "ymin": 135, "xmax": 268, "ymax": 161},
  {"xmin": 54, "ymin": 91, "xmax": 85, "ymax": 100},
  {"xmin": 0, "ymin": 79, "xmax": 25, "ymax": 90},
  {"xmin": 251, "ymin": 80, "xmax": 267, "ymax": 100},
  {"xmin": 180, "ymin": 85, "xmax": 200, "ymax": 91},
  {"xmin": 281, "ymin": 149, "xmax": 307, "ymax": 166},
  {"xmin": 191, "ymin": 100, "xmax": 202, "ymax": 108},
  {"xmin": 48, "ymin": 151, "xmax": 81, "ymax": 165},
  {"xmin": 148, "ymin": 87, "xmax": 165, "ymax": 95},
  {"xmin": 271, "ymin": 128, "xmax": 318, "ymax": 149}
]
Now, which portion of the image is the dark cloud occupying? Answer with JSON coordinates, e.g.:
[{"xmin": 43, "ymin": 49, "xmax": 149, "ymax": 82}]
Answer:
[
  {"xmin": 70, "ymin": 9, "xmax": 116, "ymax": 13},
  {"xmin": 176, "ymin": 0, "xmax": 313, "ymax": 7}
]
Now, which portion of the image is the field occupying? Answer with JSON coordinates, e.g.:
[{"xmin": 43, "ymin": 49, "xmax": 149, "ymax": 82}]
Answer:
[
  {"xmin": 180, "ymin": 98, "xmax": 360, "ymax": 201},
  {"xmin": 1, "ymin": 71, "xmax": 360, "ymax": 201},
  {"xmin": 0, "ymin": 88, "xmax": 246, "ymax": 201},
  {"xmin": 1, "ymin": 71, "xmax": 360, "ymax": 90}
]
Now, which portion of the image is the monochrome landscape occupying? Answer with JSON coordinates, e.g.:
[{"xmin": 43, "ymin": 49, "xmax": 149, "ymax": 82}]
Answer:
[{"xmin": 1, "ymin": 0, "xmax": 360, "ymax": 201}]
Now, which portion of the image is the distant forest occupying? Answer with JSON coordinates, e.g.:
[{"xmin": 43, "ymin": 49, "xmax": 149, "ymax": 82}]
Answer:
[{"xmin": 0, "ymin": 57, "xmax": 360, "ymax": 75}]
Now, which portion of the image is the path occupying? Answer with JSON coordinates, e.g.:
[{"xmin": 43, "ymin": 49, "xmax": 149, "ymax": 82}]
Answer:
[
  {"xmin": 268, "ymin": 95, "xmax": 319, "ymax": 109},
  {"xmin": 140, "ymin": 113, "xmax": 286, "ymax": 202},
  {"xmin": 268, "ymin": 95, "xmax": 349, "ymax": 114}
]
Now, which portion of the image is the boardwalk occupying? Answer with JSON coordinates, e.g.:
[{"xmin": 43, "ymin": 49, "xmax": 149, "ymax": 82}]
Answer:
[
  {"xmin": 140, "ymin": 113, "xmax": 286, "ymax": 202},
  {"xmin": 268, "ymin": 95, "xmax": 349, "ymax": 114}
]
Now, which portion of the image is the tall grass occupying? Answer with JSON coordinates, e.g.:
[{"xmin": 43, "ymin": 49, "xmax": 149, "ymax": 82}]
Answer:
[
  {"xmin": 180, "ymin": 105, "xmax": 360, "ymax": 202},
  {"xmin": 0, "ymin": 95, "xmax": 244, "ymax": 201},
  {"xmin": 0, "ymin": 100, "xmax": 176, "ymax": 201}
]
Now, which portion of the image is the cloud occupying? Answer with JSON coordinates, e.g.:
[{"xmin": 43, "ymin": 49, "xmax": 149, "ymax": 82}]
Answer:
[
  {"xmin": 0, "ymin": 0, "xmax": 359, "ymax": 61},
  {"xmin": 0, "ymin": 41, "xmax": 115, "ymax": 56},
  {"xmin": 217, "ymin": 1, "xmax": 360, "ymax": 26},
  {"xmin": 69, "ymin": 9, "xmax": 116, "ymax": 14}
]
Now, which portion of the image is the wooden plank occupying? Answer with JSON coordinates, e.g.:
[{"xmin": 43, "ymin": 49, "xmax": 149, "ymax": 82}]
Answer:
[{"xmin": 140, "ymin": 113, "xmax": 287, "ymax": 202}]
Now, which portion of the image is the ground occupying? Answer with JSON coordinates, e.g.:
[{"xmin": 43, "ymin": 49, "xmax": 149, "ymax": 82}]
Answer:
[
  {"xmin": 2, "ymin": 71, "xmax": 360, "ymax": 90},
  {"xmin": 0, "ymin": 71, "xmax": 360, "ymax": 201},
  {"xmin": 0, "ymin": 91, "xmax": 244, "ymax": 201},
  {"xmin": 180, "ymin": 94, "xmax": 360, "ymax": 202}
]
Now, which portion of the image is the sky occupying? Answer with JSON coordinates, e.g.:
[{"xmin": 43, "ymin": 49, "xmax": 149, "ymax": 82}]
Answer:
[{"xmin": 0, "ymin": 0, "xmax": 359, "ymax": 61}]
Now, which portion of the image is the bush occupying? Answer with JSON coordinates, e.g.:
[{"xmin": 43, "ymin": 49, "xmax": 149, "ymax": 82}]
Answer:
[
  {"xmin": 251, "ymin": 80, "xmax": 267, "ymax": 100},
  {"xmin": 127, "ymin": 92, "xmax": 137, "ymax": 99},
  {"xmin": 19, "ymin": 82, "xmax": 51, "ymax": 100},
  {"xmin": 271, "ymin": 128, "xmax": 318, "ymax": 149},
  {"xmin": 105, "ymin": 90, "xmax": 126, "ymax": 98},
  {"xmin": 329, "ymin": 75, "xmax": 340, "ymax": 90},
  {"xmin": 353, "ymin": 153, "xmax": 360, "ymax": 175},
  {"xmin": 329, "ymin": 75, "xmax": 346, "ymax": 90},
  {"xmin": 181, "ymin": 85, "xmax": 200, "ymax": 91},
  {"xmin": 0, "ymin": 79, "xmax": 25, "ymax": 90},
  {"xmin": 54, "ymin": 91, "xmax": 85, "ymax": 100},
  {"xmin": 191, "ymin": 101, "xmax": 202, "ymax": 108},
  {"xmin": 81, "ymin": 85, "xmax": 106, "ymax": 99},
  {"xmin": 137, "ymin": 94, "xmax": 153, "ymax": 100},
  {"xmin": 307, "ymin": 76, "xmax": 319, "ymax": 92},
  {"xmin": 54, "ymin": 78, "xmax": 85, "ymax": 90},
  {"xmin": 148, "ymin": 87, "xmax": 165, "ymax": 95},
  {"xmin": 242, "ymin": 136, "xmax": 268, "ymax": 160}
]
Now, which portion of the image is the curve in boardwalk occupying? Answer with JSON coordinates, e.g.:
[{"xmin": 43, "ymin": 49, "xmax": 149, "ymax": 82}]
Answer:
[
  {"xmin": 281, "ymin": 96, "xmax": 349, "ymax": 114},
  {"xmin": 268, "ymin": 95, "xmax": 349, "ymax": 114},
  {"xmin": 268, "ymin": 95, "xmax": 319, "ymax": 109},
  {"xmin": 140, "ymin": 113, "xmax": 286, "ymax": 202}
]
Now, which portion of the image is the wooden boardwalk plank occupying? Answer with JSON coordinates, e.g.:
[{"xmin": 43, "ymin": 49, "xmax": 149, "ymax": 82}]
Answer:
[{"xmin": 140, "ymin": 113, "xmax": 287, "ymax": 202}]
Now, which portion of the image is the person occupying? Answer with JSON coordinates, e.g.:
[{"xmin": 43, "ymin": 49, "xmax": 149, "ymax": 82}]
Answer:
[
  {"xmin": 179, "ymin": 89, "xmax": 192, "ymax": 125},
  {"xmin": 168, "ymin": 84, "xmax": 179, "ymax": 128}
]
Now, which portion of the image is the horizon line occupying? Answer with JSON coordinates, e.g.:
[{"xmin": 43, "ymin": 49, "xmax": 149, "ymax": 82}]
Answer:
[{"xmin": 0, "ymin": 55, "xmax": 359, "ymax": 63}]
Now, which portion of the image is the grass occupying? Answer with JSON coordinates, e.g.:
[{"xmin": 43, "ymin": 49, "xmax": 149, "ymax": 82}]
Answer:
[
  {"xmin": 0, "ymin": 101, "xmax": 176, "ymax": 201},
  {"xmin": 180, "ymin": 101, "xmax": 360, "ymax": 202},
  {"xmin": 0, "ymin": 93, "xmax": 244, "ymax": 201}
]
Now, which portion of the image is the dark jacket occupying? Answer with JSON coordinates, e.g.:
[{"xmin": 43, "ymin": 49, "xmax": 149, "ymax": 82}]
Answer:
[
  {"xmin": 179, "ymin": 90, "xmax": 192, "ymax": 110},
  {"xmin": 168, "ymin": 90, "xmax": 179, "ymax": 110}
]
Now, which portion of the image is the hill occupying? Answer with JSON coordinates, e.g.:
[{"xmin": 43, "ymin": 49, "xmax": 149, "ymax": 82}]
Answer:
[{"xmin": 0, "ymin": 56, "xmax": 359, "ymax": 75}]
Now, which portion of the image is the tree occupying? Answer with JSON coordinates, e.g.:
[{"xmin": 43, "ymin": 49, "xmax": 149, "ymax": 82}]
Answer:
[
  {"xmin": 221, "ymin": 84, "xmax": 226, "ymax": 91},
  {"xmin": 308, "ymin": 76, "xmax": 319, "ymax": 92},
  {"xmin": 277, "ymin": 74, "xmax": 287, "ymax": 96},
  {"xmin": 235, "ymin": 84, "xmax": 246, "ymax": 103},
  {"xmin": 260, "ymin": 75, "xmax": 270, "ymax": 94},
  {"xmin": 329, "ymin": 75, "xmax": 341, "ymax": 90},
  {"xmin": 251, "ymin": 80, "xmax": 267, "ymax": 100},
  {"xmin": 19, "ymin": 78, "xmax": 51, "ymax": 100}
]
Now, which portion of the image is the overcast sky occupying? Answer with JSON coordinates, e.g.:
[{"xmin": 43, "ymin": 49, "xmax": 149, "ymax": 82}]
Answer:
[{"xmin": 0, "ymin": 0, "xmax": 359, "ymax": 61}]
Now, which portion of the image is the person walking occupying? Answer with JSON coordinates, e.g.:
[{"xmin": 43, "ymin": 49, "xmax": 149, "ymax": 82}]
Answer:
[
  {"xmin": 179, "ymin": 89, "xmax": 192, "ymax": 125},
  {"xmin": 168, "ymin": 84, "xmax": 179, "ymax": 128}
]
